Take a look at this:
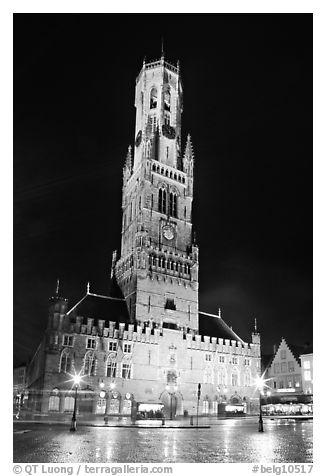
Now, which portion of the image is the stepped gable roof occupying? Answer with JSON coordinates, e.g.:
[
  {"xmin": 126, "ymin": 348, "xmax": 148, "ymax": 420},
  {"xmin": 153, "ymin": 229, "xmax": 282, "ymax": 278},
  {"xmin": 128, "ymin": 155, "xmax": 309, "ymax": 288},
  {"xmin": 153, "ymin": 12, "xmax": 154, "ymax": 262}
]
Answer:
[
  {"xmin": 198, "ymin": 311, "xmax": 245, "ymax": 344},
  {"xmin": 67, "ymin": 292, "xmax": 130, "ymax": 325}
]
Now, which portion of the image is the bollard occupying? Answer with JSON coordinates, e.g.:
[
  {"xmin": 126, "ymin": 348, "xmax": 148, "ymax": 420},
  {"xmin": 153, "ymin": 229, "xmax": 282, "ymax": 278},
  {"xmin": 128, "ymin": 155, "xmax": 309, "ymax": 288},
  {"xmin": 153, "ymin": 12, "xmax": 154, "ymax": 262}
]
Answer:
[
  {"xmin": 104, "ymin": 415, "xmax": 109, "ymax": 425},
  {"xmin": 162, "ymin": 417, "xmax": 165, "ymax": 426},
  {"xmin": 190, "ymin": 416, "xmax": 193, "ymax": 426}
]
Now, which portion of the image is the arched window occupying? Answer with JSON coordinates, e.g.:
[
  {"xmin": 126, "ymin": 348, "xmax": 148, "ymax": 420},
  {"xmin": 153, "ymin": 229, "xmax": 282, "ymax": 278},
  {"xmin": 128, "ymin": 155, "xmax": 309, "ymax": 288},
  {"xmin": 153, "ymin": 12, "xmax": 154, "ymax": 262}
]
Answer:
[
  {"xmin": 83, "ymin": 351, "xmax": 96, "ymax": 376},
  {"xmin": 150, "ymin": 88, "xmax": 157, "ymax": 109},
  {"xmin": 48, "ymin": 395, "xmax": 60, "ymax": 412},
  {"xmin": 231, "ymin": 372, "xmax": 238, "ymax": 387},
  {"xmin": 107, "ymin": 354, "xmax": 117, "ymax": 378},
  {"xmin": 164, "ymin": 88, "xmax": 171, "ymax": 112},
  {"xmin": 59, "ymin": 349, "xmax": 72, "ymax": 374},
  {"xmin": 158, "ymin": 188, "xmax": 167, "ymax": 214},
  {"xmin": 64, "ymin": 396, "xmax": 74, "ymax": 412},
  {"xmin": 169, "ymin": 192, "xmax": 177, "ymax": 218}
]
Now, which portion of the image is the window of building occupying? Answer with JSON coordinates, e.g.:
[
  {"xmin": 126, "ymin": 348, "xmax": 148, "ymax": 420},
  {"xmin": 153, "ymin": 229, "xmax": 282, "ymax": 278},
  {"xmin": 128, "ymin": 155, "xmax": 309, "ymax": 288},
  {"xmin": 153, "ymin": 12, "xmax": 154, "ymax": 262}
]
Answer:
[
  {"xmin": 288, "ymin": 380, "xmax": 292, "ymax": 388},
  {"xmin": 64, "ymin": 396, "xmax": 74, "ymax": 412},
  {"xmin": 158, "ymin": 188, "xmax": 167, "ymax": 214},
  {"xmin": 244, "ymin": 372, "xmax": 251, "ymax": 387},
  {"xmin": 244, "ymin": 358, "xmax": 250, "ymax": 366},
  {"xmin": 169, "ymin": 192, "xmax": 177, "ymax": 218},
  {"xmin": 122, "ymin": 362, "xmax": 131, "ymax": 379},
  {"xmin": 109, "ymin": 341, "xmax": 117, "ymax": 352},
  {"xmin": 304, "ymin": 370, "xmax": 311, "ymax": 381},
  {"xmin": 232, "ymin": 357, "xmax": 238, "ymax": 365},
  {"xmin": 63, "ymin": 335, "xmax": 74, "ymax": 347},
  {"xmin": 303, "ymin": 360, "xmax": 311, "ymax": 370},
  {"xmin": 288, "ymin": 361, "xmax": 295, "ymax": 372},
  {"xmin": 164, "ymin": 89, "xmax": 171, "ymax": 112},
  {"xmin": 83, "ymin": 352, "xmax": 96, "ymax": 376},
  {"xmin": 124, "ymin": 343, "xmax": 132, "ymax": 353},
  {"xmin": 86, "ymin": 337, "xmax": 96, "ymax": 350},
  {"xmin": 203, "ymin": 400, "xmax": 209, "ymax": 414},
  {"xmin": 219, "ymin": 356, "xmax": 225, "ymax": 363},
  {"xmin": 280, "ymin": 349, "xmax": 286, "ymax": 359},
  {"xmin": 295, "ymin": 381, "xmax": 300, "ymax": 388},
  {"xmin": 48, "ymin": 395, "xmax": 60, "ymax": 412},
  {"xmin": 107, "ymin": 359, "xmax": 117, "ymax": 378},
  {"xmin": 205, "ymin": 354, "xmax": 212, "ymax": 362},
  {"xmin": 279, "ymin": 381, "xmax": 284, "ymax": 389},
  {"xmin": 150, "ymin": 88, "xmax": 157, "ymax": 109},
  {"xmin": 273, "ymin": 381, "xmax": 277, "ymax": 389},
  {"xmin": 165, "ymin": 298, "xmax": 176, "ymax": 310},
  {"xmin": 231, "ymin": 373, "xmax": 238, "ymax": 386},
  {"xmin": 59, "ymin": 349, "xmax": 72, "ymax": 374},
  {"xmin": 274, "ymin": 363, "xmax": 280, "ymax": 374},
  {"xmin": 281, "ymin": 362, "xmax": 287, "ymax": 373}
]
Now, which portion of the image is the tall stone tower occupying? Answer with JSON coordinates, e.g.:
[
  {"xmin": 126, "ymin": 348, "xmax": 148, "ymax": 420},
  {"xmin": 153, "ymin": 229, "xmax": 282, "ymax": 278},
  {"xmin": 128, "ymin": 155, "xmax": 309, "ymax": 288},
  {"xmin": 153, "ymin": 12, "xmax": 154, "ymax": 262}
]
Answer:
[{"xmin": 115, "ymin": 54, "xmax": 199, "ymax": 332}]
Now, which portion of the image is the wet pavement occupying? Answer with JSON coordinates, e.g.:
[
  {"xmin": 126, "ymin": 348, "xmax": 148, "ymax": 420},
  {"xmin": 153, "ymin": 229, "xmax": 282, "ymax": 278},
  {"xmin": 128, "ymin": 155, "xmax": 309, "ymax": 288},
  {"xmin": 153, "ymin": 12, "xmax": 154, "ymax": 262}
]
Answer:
[{"xmin": 13, "ymin": 417, "xmax": 313, "ymax": 463}]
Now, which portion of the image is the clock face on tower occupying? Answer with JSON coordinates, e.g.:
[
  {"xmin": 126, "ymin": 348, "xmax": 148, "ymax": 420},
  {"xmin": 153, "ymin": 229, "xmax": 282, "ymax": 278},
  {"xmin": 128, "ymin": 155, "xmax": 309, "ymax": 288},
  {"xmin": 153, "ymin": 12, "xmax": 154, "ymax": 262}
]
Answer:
[{"xmin": 163, "ymin": 225, "xmax": 175, "ymax": 240}]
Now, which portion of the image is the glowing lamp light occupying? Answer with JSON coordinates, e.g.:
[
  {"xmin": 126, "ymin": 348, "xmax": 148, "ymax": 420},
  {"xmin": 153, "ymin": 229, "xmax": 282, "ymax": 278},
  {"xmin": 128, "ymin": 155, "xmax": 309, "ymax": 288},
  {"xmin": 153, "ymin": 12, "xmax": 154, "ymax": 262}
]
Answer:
[
  {"xmin": 110, "ymin": 382, "xmax": 116, "ymax": 390},
  {"xmin": 99, "ymin": 391, "xmax": 106, "ymax": 398},
  {"xmin": 255, "ymin": 376, "xmax": 267, "ymax": 391},
  {"xmin": 99, "ymin": 381, "xmax": 105, "ymax": 389},
  {"xmin": 73, "ymin": 375, "xmax": 81, "ymax": 386}
]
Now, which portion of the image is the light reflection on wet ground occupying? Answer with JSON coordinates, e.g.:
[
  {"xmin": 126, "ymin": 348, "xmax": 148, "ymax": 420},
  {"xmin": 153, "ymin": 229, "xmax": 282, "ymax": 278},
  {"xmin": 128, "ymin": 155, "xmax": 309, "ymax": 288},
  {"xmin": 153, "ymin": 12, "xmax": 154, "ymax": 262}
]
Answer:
[{"xmin": 13, "ymin": 418, "xmax": 313, "ymax": 463}]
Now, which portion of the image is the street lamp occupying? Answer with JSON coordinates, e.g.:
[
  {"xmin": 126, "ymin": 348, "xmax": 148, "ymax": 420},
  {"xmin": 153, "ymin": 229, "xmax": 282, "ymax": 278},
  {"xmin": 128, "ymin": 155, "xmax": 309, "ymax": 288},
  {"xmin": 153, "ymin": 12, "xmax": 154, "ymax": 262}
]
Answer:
[
  {"xmin": 70, "ymin": 374, "xmax": 81, "ymax": 432},
  {"xmin": 255, "ymin": 376, "xmax": 267, "ymax": 433}
]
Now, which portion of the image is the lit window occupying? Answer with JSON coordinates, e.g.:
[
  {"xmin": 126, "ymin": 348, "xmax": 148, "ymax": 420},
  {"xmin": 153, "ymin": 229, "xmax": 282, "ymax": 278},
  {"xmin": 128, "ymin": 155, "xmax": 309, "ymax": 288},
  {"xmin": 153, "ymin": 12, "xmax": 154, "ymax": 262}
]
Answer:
[
  {"xmin": 63, "ymin": 335, "xmax": 74, "ymax": 347},
  {"xmin": 303, "ymin": 360, "xmax": 311, "ymax": 370},
  {"xmin": 122, "ymin": 362, "xmax": 131, "ymax": 379},
  {"xmin": 288, "ymin": 361, "xmax": 294, "ymax": 372},
  {"xmin": 164, "ymin": 89, "xmax": 171, "ymax": 112},
  {"xmin": 106, "ymin": 356, "xmax": 117, "ymax": 378},
  {"xmin": 304, "ymin": 370, "xmax": 311, "ymax": 381},
  {"xmin": 83, "ymin": 351, "xmax": 96, "ymax": 376},
  {"xmin": 231, "ymin": 374, "xmax": 238, "ymax": 386},
  {"xmin": 109, "ymin": 341, "xmax": 117, "ymax": 352},
  {"xmin": 86, "ymin": 337, "xmax": 96, "ymax": 350},
  {"xmin": 124, "ymin": 343, "xmax": 132, "ymax": 353},
  {"xmin": 203, "ymin": 400, "xmax": 209, "ymax": 414},
  {"xmin": 150, "ymin": 88, "xmax": 157, "ymax": 109},
  {"xmin": 59, "ymin": 349, "xmax": 72, "ymax": 374}
]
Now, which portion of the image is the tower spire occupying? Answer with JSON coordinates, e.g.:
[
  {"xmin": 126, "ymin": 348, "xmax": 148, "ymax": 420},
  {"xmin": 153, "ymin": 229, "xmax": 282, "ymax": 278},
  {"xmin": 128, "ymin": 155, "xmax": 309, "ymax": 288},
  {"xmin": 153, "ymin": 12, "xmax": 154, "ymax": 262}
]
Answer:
[
  {"xmin": 55, "ymin": 278, "xmax": 60, "ymax": 295},
  {"xmin": 161, "ymin": 37, "xmax": 164, "ymax": 59},
  {"xmin": 125, "ymin": 145, "xmax": 132, "ymax": 169},
  {"xmin": 254, "ymin": 317, "xmax": 257, "ymax": 333}
]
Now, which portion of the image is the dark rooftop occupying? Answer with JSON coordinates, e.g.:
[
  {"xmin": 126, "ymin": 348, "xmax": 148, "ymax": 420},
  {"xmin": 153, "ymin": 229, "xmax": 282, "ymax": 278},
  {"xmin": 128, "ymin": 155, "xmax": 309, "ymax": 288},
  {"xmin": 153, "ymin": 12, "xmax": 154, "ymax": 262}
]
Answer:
[
  {"xmin": 199, "ymin": 311, "xmax": 245, "ymax": 343},
  {"xmin": 67, "ymin": 292, "xmax": 130, "ymax": 325}
]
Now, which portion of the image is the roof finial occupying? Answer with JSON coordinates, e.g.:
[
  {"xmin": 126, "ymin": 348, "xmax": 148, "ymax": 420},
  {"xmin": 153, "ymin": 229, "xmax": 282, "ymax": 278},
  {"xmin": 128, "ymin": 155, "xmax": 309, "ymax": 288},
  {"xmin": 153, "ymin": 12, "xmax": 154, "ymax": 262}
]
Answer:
[
  {"xmin": 161, "ymin": 37, "xmax": 164, "ymax": 59},
  {"xmin": 218, "ymin": 307, "xmax": 221, "ymax": 318},
  {"xmin": 254, "ymin": 317, "xmax": 257, "ymax": 333},
  {"xmin": 87, "ymin": 282, "xmax": 90, "ymax": 294},
  {"xmin": 55, "ymin": 278, "xmax": 60, "ymax": 295}
]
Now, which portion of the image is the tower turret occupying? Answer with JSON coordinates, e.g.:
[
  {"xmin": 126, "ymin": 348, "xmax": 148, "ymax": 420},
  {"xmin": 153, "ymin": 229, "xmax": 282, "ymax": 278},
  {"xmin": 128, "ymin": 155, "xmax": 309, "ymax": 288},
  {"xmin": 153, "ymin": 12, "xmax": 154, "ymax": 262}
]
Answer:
[{"xmin": 115, "ymin": 56, "xmax": 199, "ymax": 331}]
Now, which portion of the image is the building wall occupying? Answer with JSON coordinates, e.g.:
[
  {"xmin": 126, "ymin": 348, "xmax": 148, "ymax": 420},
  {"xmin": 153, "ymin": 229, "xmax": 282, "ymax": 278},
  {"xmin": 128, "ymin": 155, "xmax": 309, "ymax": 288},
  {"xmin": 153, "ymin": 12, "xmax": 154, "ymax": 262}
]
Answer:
[
  {"xmin": 31, "ymin": 316, "xmax": 261, "ymax": 416},
  {"xmin": 300, "ymin": 353, "xmax": 313, "ymax": 394}
]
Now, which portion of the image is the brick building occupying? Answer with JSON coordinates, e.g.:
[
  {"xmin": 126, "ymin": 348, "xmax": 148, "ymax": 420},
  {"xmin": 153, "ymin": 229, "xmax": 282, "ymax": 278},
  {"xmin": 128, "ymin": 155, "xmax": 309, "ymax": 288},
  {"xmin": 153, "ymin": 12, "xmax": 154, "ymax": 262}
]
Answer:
[{"xmin": 25, "ymin": 54, "xmax": 262, "ymax": 418}]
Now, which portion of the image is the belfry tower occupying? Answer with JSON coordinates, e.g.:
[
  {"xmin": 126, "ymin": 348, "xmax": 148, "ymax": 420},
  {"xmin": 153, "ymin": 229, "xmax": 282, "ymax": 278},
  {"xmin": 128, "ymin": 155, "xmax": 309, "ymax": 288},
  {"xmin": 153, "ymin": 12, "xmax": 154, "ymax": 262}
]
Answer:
[{"xmin": 114, "ymin": 54, "xmax": 199, "ymax": 331}]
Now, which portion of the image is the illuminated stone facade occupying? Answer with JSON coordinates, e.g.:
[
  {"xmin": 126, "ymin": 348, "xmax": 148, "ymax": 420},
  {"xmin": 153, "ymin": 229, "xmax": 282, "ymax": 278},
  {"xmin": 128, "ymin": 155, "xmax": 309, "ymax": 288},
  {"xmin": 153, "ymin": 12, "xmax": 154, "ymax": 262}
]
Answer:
[{"xmin": 26, "ymin": 56, "xmax": 262, "ymax": 418}]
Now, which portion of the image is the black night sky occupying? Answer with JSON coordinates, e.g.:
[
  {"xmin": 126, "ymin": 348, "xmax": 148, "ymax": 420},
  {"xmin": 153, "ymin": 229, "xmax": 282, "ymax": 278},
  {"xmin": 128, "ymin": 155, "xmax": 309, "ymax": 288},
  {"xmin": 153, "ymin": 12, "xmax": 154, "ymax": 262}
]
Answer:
[{"xmin": 13, "ymin": 14, "xmax": 312, "ymax": 367}]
